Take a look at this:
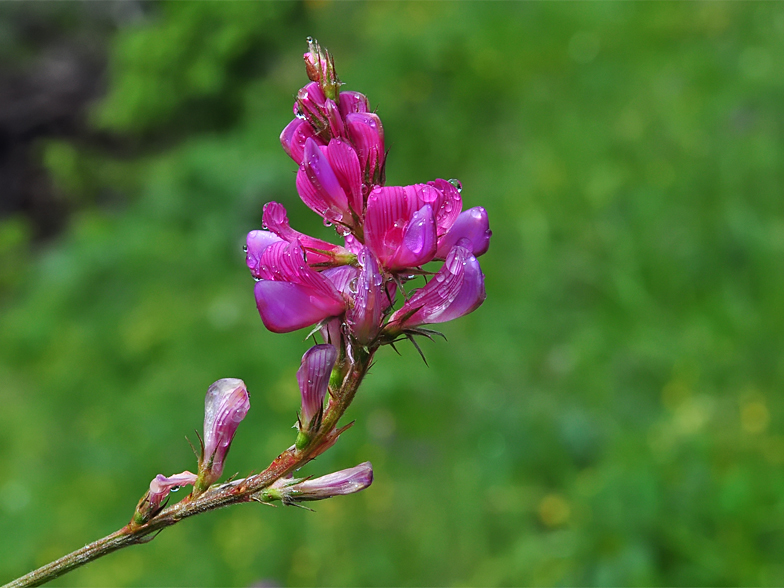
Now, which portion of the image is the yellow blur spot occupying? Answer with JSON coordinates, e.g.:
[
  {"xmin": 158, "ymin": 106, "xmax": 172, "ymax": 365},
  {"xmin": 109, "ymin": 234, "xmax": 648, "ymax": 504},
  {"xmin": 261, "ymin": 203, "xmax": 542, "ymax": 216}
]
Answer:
[
  {"xmin": 661, "ymin": 380, "xmax": 690, "ymax": 411},
  {"xmin": 741, "ymin": 401, "xmax": 770, "ymax": 434},
  {"xmin": 538, "ymin": 493, "xmax": 571, "ymax": 527}
]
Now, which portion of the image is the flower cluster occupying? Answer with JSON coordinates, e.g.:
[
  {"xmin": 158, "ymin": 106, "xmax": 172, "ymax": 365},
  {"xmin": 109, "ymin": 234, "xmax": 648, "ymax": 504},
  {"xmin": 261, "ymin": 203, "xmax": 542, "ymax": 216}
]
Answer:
[{"xmin": 246, "ymin": 38, "xmax": 491, "ymax": 347}]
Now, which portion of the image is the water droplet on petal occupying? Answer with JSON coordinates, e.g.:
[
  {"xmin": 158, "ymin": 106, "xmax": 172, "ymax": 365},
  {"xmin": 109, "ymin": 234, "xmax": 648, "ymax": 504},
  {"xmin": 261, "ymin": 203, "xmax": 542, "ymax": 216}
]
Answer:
[
  {"xmin": 448, "ymin": 178, "xmax": 462, "ymax": 192},
  {"xmin": 242, "ymin": 245, "xmax": 248, "ymax": 253},
  {"xmin": 323, "ymin": 218, "xmax": 333, "ymax": 227}
]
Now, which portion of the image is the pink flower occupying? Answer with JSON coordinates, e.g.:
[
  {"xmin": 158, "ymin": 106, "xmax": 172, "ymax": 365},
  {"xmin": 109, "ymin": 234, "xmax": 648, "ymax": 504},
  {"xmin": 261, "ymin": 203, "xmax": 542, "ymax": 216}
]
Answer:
[
  {"xmin": 387, "ymin": 240, "xmax": 486, "ymax": 329},
  {"xmin": 364, "ymin": 185, "xmax": 438, "ymax": 270}
]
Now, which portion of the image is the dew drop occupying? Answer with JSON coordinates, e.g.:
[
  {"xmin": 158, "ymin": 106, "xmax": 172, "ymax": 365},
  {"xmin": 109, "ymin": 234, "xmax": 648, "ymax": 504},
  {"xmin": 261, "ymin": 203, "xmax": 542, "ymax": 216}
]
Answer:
[
  {"xmin": 448, "ymin": 178, "xmax": 462, "ymax": 192},
  {"xmin": 171, "ymin": 486, "xmax": 180, "ymax": 493},
  {"xmin": 242, "ymin": 245, "xmax": 248, "ymax": 253},
  {"xmin": 323, "ymin": 218, "xmax": 333, "ymax": 227}
]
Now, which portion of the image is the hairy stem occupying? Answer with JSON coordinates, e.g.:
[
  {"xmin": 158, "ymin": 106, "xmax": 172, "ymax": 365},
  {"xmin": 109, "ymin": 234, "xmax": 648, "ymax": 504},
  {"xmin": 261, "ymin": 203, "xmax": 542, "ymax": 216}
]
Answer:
[{"xmin": 4, "ymin": 347, "xmax": 374, "ymax": 588}]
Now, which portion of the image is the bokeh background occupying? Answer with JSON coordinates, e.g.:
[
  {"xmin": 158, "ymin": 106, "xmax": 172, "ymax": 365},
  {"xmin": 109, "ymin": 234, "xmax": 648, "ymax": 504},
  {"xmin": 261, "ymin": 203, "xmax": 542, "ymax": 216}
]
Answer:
[{"xmin": 2, "ymin": 2, "xmax": 784, "ymax": 586}]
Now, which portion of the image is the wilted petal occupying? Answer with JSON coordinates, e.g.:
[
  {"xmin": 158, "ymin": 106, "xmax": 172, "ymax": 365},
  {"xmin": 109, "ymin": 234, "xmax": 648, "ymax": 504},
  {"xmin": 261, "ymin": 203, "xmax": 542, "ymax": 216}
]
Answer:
[
  {"xmin": 200, "ymin": 379, "xmax": 250, "ymax": 488},
  {"xmin": 297, "ymin": 344, "xmax": 337, "ymax": 427},
  {"xmin": 388, "ymin": 240, "xmax": 486, "ymax": 328},
  {"xmin": 147, "ymin": 471, "xmax": 198, "ymax": 512},
  {"xmin": 435, "ymin": 207, "xmax": 491, "ymax": 259}
]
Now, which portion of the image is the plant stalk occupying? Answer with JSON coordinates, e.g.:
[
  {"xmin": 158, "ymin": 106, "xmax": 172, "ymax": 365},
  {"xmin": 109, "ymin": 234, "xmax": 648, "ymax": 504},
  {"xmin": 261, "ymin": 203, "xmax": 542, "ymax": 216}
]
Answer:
[{"xmin": 4, "ymin": 347, "xmax": 374, "ymax": 588}]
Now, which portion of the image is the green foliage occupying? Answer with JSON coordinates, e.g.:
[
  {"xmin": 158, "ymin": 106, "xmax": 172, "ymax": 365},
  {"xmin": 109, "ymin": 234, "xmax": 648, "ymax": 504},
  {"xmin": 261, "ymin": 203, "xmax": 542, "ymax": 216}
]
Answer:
[{"xmin": 3, "ymin": 2, "xmax": 784, "ymax": 586}]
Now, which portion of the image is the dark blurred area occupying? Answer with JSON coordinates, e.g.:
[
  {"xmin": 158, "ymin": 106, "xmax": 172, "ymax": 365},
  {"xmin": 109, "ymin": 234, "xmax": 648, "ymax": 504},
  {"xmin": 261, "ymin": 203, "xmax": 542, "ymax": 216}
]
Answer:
[{"xmin": 2, "ymin": 2, "xmax": 784, "ymax": 587}]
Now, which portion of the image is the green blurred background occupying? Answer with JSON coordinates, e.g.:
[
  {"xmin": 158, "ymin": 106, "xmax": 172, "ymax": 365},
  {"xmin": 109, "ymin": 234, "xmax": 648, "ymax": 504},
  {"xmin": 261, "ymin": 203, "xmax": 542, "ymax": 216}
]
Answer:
[{"xmin": 2, "ymin": 2, "xmax": 784, "ymax": 586}]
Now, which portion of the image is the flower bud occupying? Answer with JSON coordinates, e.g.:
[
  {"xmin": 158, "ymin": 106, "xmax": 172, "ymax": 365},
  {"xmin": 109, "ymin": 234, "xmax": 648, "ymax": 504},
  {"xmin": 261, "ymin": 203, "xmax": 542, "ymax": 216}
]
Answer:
[
  {"xmin": 296, "ymin": 344, "xmax": 337, "ymax": 448},
  {"xmin": 196, "ymin": 378, "xmax": 250, "ymax": 494},
  {"xmin": 259, "ymin": 462, "xmax": 373, "ymax": 505},
  {"xmin": 304, "ymin": 37, "xmax": 341, "ymax": 101}
]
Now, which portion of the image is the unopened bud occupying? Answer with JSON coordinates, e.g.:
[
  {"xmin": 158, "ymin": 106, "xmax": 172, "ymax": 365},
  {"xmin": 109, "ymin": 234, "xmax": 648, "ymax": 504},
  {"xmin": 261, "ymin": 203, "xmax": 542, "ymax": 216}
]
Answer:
[
  {"xmin": 304, "ymin": 37, "xmax": 341, "ymax": 101},
  {"xmin": 259, "ymin": 462, "xmax": 373, "ymax": 505},
  {"xmin": 295, "ymin": 345, "xmax": 337, "ymax": 449},
  {"xmin": 196, "ymin": 378, "xmax": 250, "ymax": 494}
]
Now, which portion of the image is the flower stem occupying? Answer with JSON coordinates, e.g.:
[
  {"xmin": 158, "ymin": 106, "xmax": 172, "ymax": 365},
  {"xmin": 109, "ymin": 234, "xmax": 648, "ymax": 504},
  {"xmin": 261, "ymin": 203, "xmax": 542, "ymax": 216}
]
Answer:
[{"xmin": 4, "ymin": 347, "xmax": 375, "ymax": 588}]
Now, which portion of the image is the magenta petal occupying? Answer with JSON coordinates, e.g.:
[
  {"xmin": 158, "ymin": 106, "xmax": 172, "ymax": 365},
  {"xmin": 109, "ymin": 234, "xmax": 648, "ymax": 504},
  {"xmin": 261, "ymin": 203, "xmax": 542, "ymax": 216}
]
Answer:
[
  {"xmin": 347, "ymin": 248, "xmax": 384, "ymax": 344},
  {"xmin": 254, "ymin": 280, "xmax": 345, "ymax": 333},
  {"xmin": 365, "ymin": 187, "xmax": 437, "ymax": 270},
  {"xmin": 426, "ymin": 179, "xmax": 463, "ymax": 236},
  {"xmin": 252, "ymin": 241, "xmax": 346, "ymax": 332},
  {"xmin": 390, "ymin": 241, "xmax": 486, "ymax": 327},
  {"xmin": 297, "ymin": 344, "xmax": 337, "ymax": 425},
  {"xmin": 323, "ymin": 265, "xmax": 359, "ymax": 297},
  {"xmin": 262, "ymin": 202, "xmax": 347, "ymax": 266},
  {"xmin": 338, "ymin": 91, "xmax": 369, "ymax": 117},
  {"xmin": 326, "ymin": 139, "xmax": 363, "ymax": 217},
  {"xmin": 298, "ymin": 138, "xmax": 349, "ymax": 222},
  {"xmin": 435, "ymin": 207, "xmax": 491, "ymax": 259},
  {"xmin": 390, "ymin": 204, "xmax": 437, "ymax": 269},
  {"xmin": 346, "ymin": 112, "xmax": 385, "ymax": 180},
  {"xmin": 246, "ymin": 230, "xmax": 284, "ymax": 278},
  {"xmin": 365, "ymin": 186, "xmax": 410, "ymax": 267},
  {"xmin": 281, "ymin": 119, "xmax": 321, "ymax": 164},
  {"xmin": 325, "ymin": 99, "xmax": 344, "ymax": 139}
]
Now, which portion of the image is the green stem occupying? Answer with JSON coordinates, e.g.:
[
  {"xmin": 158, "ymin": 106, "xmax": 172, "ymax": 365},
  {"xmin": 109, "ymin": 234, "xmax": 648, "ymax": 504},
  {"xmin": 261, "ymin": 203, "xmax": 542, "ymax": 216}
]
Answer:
[{"xmin": 4, "ymin": 348, "xmax": 375, "ymax": 588}]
